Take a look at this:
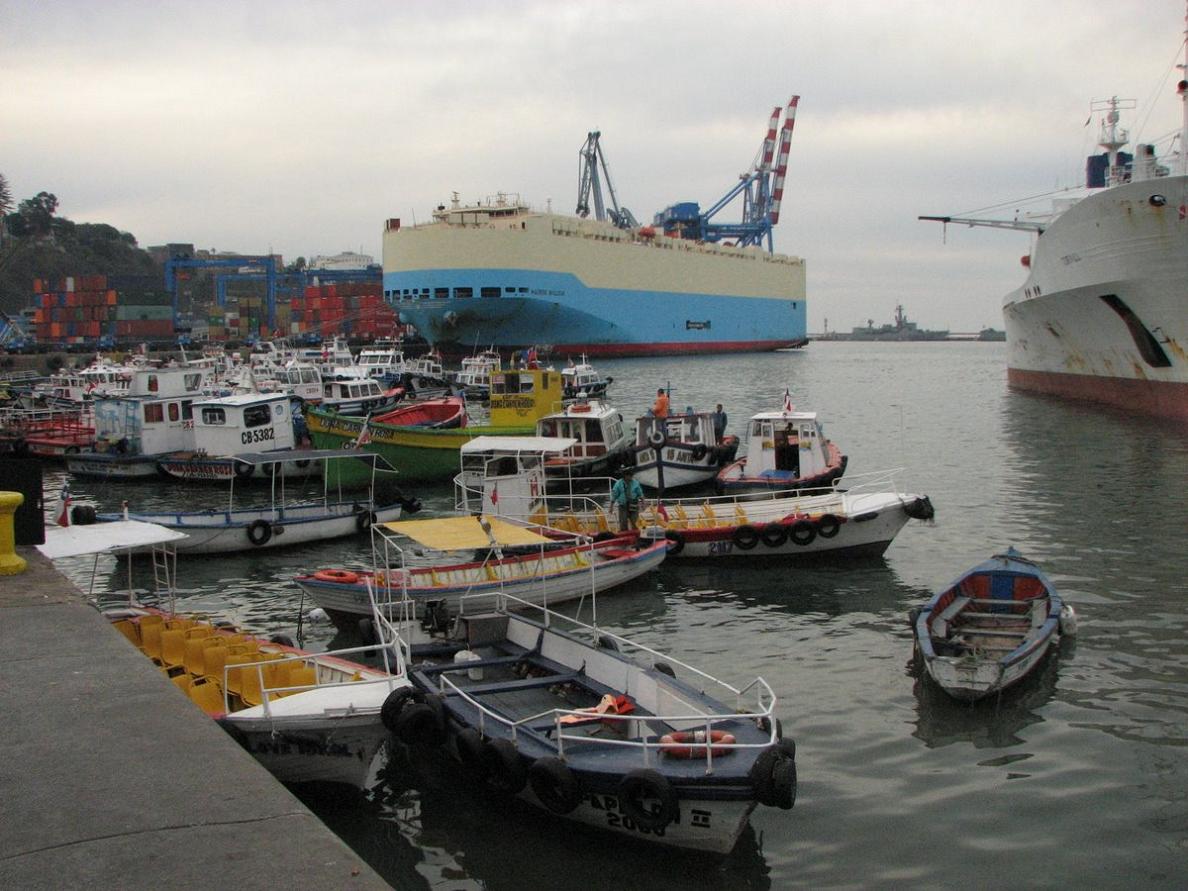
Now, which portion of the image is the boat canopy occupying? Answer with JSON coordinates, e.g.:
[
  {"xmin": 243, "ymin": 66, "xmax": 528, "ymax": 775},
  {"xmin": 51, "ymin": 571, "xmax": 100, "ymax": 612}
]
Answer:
[
  {"xmin": 231, "ymin": 448, "xmax": 398, "ymax": 470},
  {"xmin": 381, "ymin": 514, "xmax": 553, "ymax": 549},
  {"xmin": 460, "ymin": 436, "xmax": 578, "ymax": 455},
  {"xmin": 37, "ymin": 520, "xmax": 189, "ymax": 560}
]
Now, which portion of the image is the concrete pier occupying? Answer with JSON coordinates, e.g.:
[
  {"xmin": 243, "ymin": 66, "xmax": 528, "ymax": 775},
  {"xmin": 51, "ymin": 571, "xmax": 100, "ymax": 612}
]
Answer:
[{"xmin": 0, "ymin": 547, "xmax": 390, "ymax": 890}]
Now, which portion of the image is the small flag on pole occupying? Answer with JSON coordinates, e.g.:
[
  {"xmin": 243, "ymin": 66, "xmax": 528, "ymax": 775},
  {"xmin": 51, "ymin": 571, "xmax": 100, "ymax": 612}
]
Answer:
[
  {"xmin": 490, "ymin": 482, "xmax": 499, "ymax": 505},
  {"xmin": 57, "ymin": 483, "xmax": 72, "ymax": 527},
  {"xmin": 782, "ymin": 388, "xmax": 794, "ymax": 413}
]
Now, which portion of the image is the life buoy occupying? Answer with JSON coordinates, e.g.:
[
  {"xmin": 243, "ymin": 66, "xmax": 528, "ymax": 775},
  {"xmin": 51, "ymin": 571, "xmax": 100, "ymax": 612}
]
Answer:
[
  {"xmin": 570, "ymin": 403, "xmax": 592, "ymax": 412},
  {"xmin": 816, "ymin": 513, "xmax": 841, "ymax": 539},
  {"xmin": 616, "ymin": 768, "xmax": 678, "ymax": 831},
  {"xmin": 732, "ymin": 525, "xmax": 760, "ymax": 550},
  {"xmin": 313, "ymin": 568, "xmax": 359, "ymax": 584},
  {"xmin": 528, "ymin": 757, "xmax": 582, "ymax": 814},
  {"xmin": 691, "ymin": 443, "xmax": 708, "ymax": 461},
  {"xmin": 664, "ymin": 530, "xmax": 685, "ymax": 555},
  {"xmin": 355, "ymin": 510, "xmax": 377, "ymax": 533},
  {"xmin": 761, "ymin": 524, "xmax": 788, "ymax": 548},
  {"xmin": 233, "ymin": 461, "xmax": 254, "ymax": 481},
  {"xmin": 789, "ymin": 520, "xmax": 816, "ymax": 546},
  {"xmin": 482, "ymin": 738, "xmax": 528, "ymax": 794},
  {"xmin": 647, "ymin": 429, "xmax": 666, "ymax": 449},
  {"xmin": 659, "ymin": 729, "xmax": 737, "ymax": 758},
  {"xmin": 246, "ymin": 519, "xmax": 272, "ymax": 546}
]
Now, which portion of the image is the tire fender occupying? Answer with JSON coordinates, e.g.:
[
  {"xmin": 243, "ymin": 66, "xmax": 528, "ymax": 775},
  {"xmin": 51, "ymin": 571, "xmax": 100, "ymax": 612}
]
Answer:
[
  {"xmin": 616, "ymin": 768, "xmax": 678, "ymax": 831},
  {"xmin": 528, "ymin": 757, "xmax": 582, "ymax": 815}
]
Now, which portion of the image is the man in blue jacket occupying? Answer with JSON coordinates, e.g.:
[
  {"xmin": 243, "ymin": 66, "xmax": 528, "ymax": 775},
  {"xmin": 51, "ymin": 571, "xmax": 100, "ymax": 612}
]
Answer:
[{"xmin": 610, "ymin": 467, "xmax": 644, "ymax": 531}]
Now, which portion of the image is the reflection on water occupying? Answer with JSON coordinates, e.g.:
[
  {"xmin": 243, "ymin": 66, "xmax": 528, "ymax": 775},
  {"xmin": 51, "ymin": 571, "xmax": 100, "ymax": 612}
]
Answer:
[{"xmin": 35, "ymin": 344, "xmax": 1188, "ymax": 886}]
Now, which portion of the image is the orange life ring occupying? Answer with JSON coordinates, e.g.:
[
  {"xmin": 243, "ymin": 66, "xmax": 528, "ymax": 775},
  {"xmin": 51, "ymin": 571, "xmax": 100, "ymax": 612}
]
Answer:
[
  {"xmin": 658, "ymin": 729, "xmax": 737, "ymax": 758},
  {"xmin": 570, "ymin": 403, "xmax": 592, "ymax": 412},
  {"xmin": 313, "ymin": 569, "xmax": 360, "ymax": 584}
]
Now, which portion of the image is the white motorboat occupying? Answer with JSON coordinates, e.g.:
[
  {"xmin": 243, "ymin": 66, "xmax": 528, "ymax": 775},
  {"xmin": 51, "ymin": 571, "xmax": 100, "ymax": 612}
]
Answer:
[{"xmin": 631, "ymin": 410, "xmax": 739, "ymax": 491}]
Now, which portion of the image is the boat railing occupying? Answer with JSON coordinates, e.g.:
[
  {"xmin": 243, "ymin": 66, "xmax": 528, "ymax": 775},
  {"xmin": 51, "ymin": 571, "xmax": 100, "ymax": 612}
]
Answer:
[{"xmin": 225, "ymin": 642, "xmax": 407, "ymax": 719}]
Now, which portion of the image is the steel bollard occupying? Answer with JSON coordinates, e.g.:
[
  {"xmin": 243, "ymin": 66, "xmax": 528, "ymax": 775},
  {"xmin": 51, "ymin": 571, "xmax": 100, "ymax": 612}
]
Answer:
[{"xmin": 0, "ymin": 491, "xmax": 29, "ymax": 575}]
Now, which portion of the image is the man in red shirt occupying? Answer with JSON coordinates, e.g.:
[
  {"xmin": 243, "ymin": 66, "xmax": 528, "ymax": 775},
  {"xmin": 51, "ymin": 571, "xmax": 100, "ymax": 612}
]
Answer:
[{"xmin": 652, "ymin": 388, "xmax": 670, "ymax": 418}]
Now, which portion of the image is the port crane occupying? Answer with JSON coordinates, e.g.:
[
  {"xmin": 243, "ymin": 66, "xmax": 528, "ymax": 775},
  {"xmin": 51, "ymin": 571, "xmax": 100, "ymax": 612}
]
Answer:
[
  {"xmin": 164, "ymin": 254, "xmax": 282, "ymax": 330},
  {"xmin": 575, "ymin": 131, "xmax": 639, "ymax": 230},
  {"xmin": 654, "ymin": 95, "xmax": 800, "ymax": 253}
]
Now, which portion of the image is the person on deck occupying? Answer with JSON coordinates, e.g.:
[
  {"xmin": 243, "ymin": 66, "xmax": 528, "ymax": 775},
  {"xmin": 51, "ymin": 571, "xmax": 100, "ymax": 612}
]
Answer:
[
  {"xmin": 712, "ymin": 404, "xmax": 727, "ymax": 442},
  {"xmin": 651, "ymin": 388, "xmax": 670, "ymax": 419},
  {"xmin": 610, "ymin": 467, "xmax": 644, "ymax": 531}
]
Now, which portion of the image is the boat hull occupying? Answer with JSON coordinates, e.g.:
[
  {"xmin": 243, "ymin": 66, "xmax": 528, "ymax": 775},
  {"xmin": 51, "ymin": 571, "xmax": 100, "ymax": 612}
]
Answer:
[
  {"xmin": 384, "ymin": 211, "xmax": 807, "ymax": 357},
  {"xmin": 66, "ymin": 453, "xmax": 163, "ymax": 479},
  {"xmin": 98, "ymin": 503, "xmax": 404, "ymax": 554},
  {"xmin": 1003, "ymin": 176, "xmax": 1188, "ymax": 418},
  {"xmin": 157, "ymin": 454, "xmax": 321, "ymax": 483},
  {"xmin": 297, "ymin": 540, "xmax": 668, "ymax": 631}
]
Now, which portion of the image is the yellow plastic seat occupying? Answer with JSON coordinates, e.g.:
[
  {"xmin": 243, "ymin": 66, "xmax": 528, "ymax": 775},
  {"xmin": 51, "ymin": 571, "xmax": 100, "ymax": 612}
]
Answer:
[
  {"xmin": 159, "ymin": 629, "xmax": 187, "ymax": 671},
  {"xmin": 231, "ymin": 654, "xmax": 284, "ymax": 707},
  {"xmin": 188, "ymin": 677, "xmax": 227, "ymax": 715},
  {"xmin": 186, "ymin": 636, "xmax": 226, "ymax": 677},
  {"xmin": 140, "ymin": 618, "xmax": 167, "ymax": 662},
  {"xmin": 202, "ymin": 642, "xmax": 232, "ymax": 684},
  {"xmin": 111, "ymin": 619, "xmax": 141, "ymax": 649},
  {"xmin": 171, "ymin": 673, "xmax": 194, "ymax": 694},
  {"xmin": 282, "ymin": 665, "xmax": 317, "ymax": 694}
]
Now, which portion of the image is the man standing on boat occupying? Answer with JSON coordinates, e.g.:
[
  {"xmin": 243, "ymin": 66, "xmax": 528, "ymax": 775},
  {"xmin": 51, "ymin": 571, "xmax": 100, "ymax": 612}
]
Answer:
[
  {"xmin": 652, "ymin": 388, "xmax": 670, "ymax": 419},
  {"xmin": 712, "ymin": 403, "xmax": 727, "ymax": 442},
  {"xmin": 611, "ymin": 467, "xmax": 644, "ymax": 531}
]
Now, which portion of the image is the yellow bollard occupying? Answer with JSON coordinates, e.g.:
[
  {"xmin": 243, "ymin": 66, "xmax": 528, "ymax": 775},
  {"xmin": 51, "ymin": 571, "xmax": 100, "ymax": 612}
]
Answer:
[{"xmin": 0, "ymin": 491, "xmax": 29, "ymax": 575}]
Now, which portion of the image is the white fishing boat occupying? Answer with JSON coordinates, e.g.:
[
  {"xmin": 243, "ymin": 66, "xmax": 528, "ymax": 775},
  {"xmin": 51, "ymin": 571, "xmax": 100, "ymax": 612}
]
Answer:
[
  {"xmin": 356, "ymin": 344, "xmax": 408, "ymax": 382},
  {"xmin": 453, "ymin": 348, "xmax": 502, "ymax": 402},
  {"xmin": 559, "ymin": 355, "xmax": 612, "ymax": 401},
  {"xmin": 82, "ymin": 449, "xmax": 420, "ymax": 554},
  {"xmin": 65, "ymin": 366, "xmax": 211, "ymax": 479},
  {"xmin": 716, "ymin": 408, "xmax": 846, "ymax": 495},
  {"xmin": 452, "ymin": 444, "xmax": 933, "ymax": 561},
  {"xmin": 292, "ymin": 513, "xmax": 668, "ymax": 631},
  {"xmin": 535, "ymin": 399, "xmax": 632, "ymax": 477},
  {"xmin": 157, "ymin": 392, "xmax": 316, "ymax": 482},
  {"xmin": 37, "ymin": 519, "xmax": 414, "ymax": 789},
  {"xmin": 321, "ymin": 372, "xmax": 401, "ymax": 416},
  {"xmin": 631, "ymin": 410, "xmax": 739, "ymax": 491}
]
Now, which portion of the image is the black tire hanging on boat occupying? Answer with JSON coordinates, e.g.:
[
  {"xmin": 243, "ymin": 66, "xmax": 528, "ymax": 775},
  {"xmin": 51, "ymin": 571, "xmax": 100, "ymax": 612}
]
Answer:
[
  {"xmin": 233, "ymin": 461, "xmax": 254, "ymax": 481},
  {"xmin": 70, "ymin": 505, "xmax": 97, "ymax": 526},
  {"xmin": 380, "ymin": 687, "xmax": 424, "ymax": 734},
  {"xmin": 664, "ymin": 530, "xmax": 685, "ymax": 555},
  {"xmin": 816, "ymin": 514, "xmax": 841, "ymax": 539},
  {"xmin": 788, "ymin": 520, "xmax": 816, "ymax": 546},
  {"xmin": 691, "ymin": 443, "xmax": 708, "ymax": 461},
  {"xmin": 483, "ymin": 738, "xmax": 528, "ymax": 794},
  {"xmin": 732, "ymin": 525, "xmax": 760, "ymax": 550},
  {"xmin": 356, "ymin": 510, "xmax": 376, "ymax": 533},
  {"xmin": 760, "ymin": 524, "xmax": 788, "ymax": 548},
  {"xmin": 617, "ymin": 769, "xmax": 678, "ymax": 831},
  {"xmin": 528, "ymin": 757, "xmax": 582, "ymax": 815},
  {"xmin": 455, "ymin": 728, "xmax": 490, "ymax": 780},
  {"xmin": 246, "ymin": 519, "xmax": 272, "ymax": 547},
  {"xmin": 396, "ymin": 700, "xmax": 446, "ymax": 747},
  {"xmin": 593, "ymin": 531, "xmax": 617, "ymax": 543},
  {"xmin": 647, "ymin": 430, "xmax": 666, "ymax": 449},
  {"xmin": 653, "ymin": 661, "xmax": 676, "ymax": 678},
  {"xmin": 769, "ymin": 757, "xmax": 797, "ymax": 810},
  {"xmin": 268, "ymin": 634, "xmax": 295, "ymax": 648},
  {"xmin": 750, "ymin": 747, "xmax": 783, "ymax": 807}
]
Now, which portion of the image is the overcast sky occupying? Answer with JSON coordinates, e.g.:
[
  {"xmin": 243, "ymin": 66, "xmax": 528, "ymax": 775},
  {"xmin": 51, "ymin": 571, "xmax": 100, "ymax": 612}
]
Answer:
[{"xmin": 3, "ymin": 0, "xmax": 1185, "ymax": 332}]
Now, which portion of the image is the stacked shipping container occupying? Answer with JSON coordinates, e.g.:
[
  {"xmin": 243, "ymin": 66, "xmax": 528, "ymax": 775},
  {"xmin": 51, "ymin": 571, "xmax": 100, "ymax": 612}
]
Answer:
[
  {"xmin": 294, "ymin": 283, "xmax": 401, "ymax": 340},
  {"xmin": 31, "ymin": 275, "xmax": 174, "ymax": 346}
]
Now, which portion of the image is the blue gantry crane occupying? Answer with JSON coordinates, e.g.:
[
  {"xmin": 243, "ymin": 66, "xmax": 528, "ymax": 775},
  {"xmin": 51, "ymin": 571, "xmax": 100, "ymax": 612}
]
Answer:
[
  {"xmin": 653, "ymin": 96, "xmax": 800, "ymax": 253},
  {"xmin": 164, "ymin": 254, "xmax": 282, "ymax": 330}
]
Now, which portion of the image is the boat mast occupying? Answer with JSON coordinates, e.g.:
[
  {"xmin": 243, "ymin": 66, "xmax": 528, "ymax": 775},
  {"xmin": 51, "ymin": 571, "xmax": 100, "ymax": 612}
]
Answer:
[{"xmin": 1180, "ymin": 2, "xmax": 1188, "ymax": 176}]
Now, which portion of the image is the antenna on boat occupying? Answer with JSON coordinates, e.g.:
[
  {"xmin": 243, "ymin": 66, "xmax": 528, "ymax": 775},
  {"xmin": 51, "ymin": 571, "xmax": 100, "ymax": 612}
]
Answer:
[{"xmin": 1180, "ymin": 2, "xmax": 1188, "ymax": 176}]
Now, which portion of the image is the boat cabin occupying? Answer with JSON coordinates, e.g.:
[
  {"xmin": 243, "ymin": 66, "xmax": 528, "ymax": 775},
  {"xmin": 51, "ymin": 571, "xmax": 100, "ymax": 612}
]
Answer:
[
  {"xmin": 455, "ymin": 435, "xmax": 578, "ymax": 519},
  {"xmin": 635, "ymin": 410, "xmax": 718, "ymax": 450},
  {"xmin": 560, "ymin": 357, "xmax": 611, "ymax": 399},
  {"xmin": 488, "ymin": 368, "xmax": 565, "ymax": 427},
  {"xmin": 92, "ymin": 368, "xmax": 209, "ymax": 456},
  {"xmin": 356, "ymin": 347, "xmax": 406, "ymax": 379},
  {"xmin": 189, "ymin": 393, "xmax": 296, "ymax": 456},
  {"xmin": 536, "ymin": 400, "xmax": 628, "ymax": 473},
  {"xmin": 743, "ymin": 411, "xmax": 830, "ymax": 479},
  {"xmin": 276, "ymin": 361, "xmax": 323, "ymax": 402}
]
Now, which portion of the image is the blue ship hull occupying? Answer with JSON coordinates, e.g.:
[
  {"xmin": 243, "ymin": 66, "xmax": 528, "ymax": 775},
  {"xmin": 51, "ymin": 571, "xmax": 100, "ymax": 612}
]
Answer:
[{"xmin": 385, "ymin": 268, "xmax": 807, "ymax": 357}]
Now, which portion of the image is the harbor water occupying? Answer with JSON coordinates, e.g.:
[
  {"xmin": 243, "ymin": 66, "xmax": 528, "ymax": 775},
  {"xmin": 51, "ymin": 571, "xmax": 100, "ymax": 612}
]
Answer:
[{"xmin": 45, "ymin": 342, "xmax": 1188, "ymax": 889}]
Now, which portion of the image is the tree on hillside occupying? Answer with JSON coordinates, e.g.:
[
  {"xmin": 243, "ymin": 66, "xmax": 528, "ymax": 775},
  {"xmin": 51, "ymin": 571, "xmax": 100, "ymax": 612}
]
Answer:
[{"xmin": 0, "ymin": 173, "xmax": 11, "ymax": 242}]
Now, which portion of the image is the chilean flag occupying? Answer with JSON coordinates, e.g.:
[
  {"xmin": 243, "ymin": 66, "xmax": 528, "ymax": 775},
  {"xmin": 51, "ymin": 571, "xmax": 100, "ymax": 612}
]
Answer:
[
  {"xmin": 57, "ymin": 483, "xmax": 71, "ymax": 527},
  {"xmin": 782, "ymin": 388, "xmax": 794, "ymax": 413}
]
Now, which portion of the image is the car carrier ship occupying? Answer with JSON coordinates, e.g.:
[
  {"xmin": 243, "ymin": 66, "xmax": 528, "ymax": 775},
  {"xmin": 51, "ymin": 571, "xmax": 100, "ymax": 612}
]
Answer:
[{"xmin": 384, "ymin": 98, "xmax": 808, "ymax": 358}]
